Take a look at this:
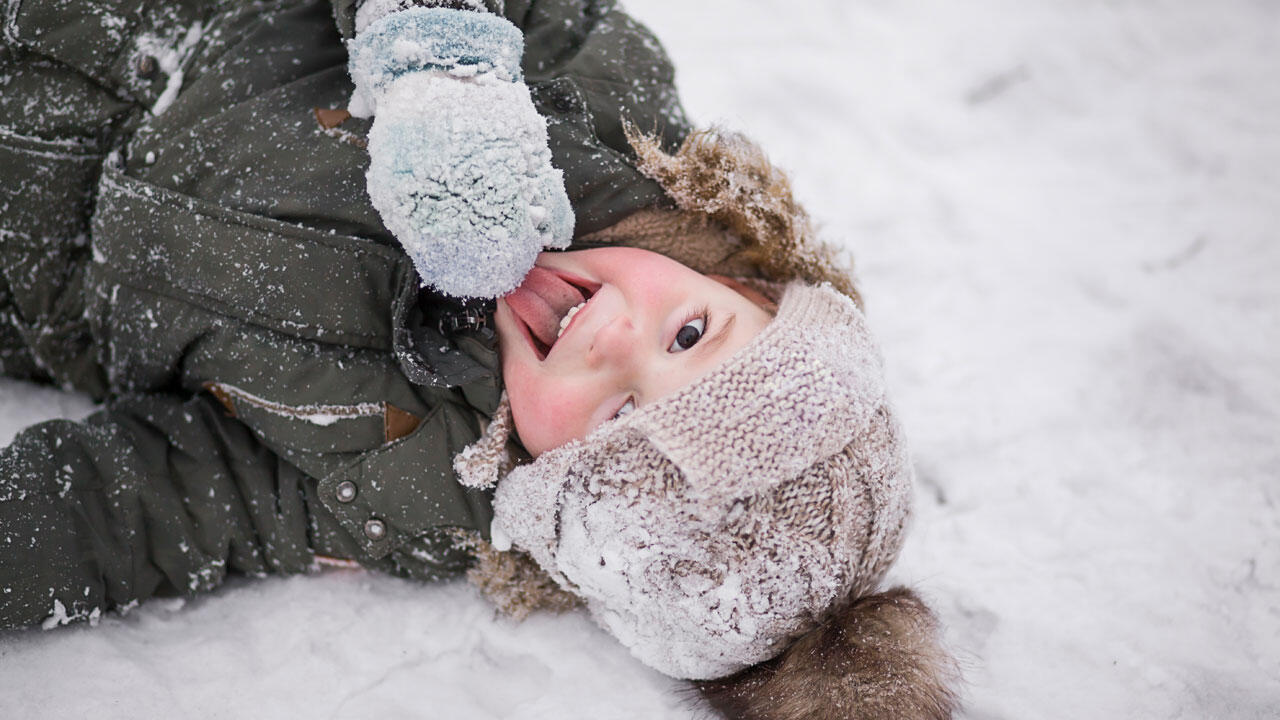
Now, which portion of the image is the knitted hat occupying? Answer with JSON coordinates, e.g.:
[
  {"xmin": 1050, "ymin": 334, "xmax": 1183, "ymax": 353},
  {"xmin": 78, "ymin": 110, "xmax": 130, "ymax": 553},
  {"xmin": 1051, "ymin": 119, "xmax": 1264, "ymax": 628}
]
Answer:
[{"xmin": 456, "ymin": 280, "xmax": 914, "ymax": 679}]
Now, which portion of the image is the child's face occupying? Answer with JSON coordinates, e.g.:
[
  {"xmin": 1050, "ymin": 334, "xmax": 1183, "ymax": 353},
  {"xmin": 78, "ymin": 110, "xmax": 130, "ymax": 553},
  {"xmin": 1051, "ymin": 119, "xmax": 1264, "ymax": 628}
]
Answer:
[{"xmin": 495, "ymin": 247, "xmax": 774, "ymax": 457}]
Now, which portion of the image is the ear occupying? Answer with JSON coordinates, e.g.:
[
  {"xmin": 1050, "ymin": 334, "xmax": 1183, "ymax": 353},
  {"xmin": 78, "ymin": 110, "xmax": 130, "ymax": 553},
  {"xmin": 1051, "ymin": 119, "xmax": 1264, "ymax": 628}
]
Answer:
[{"xmin": 709, "ymin": 274, "xmax": 779, "ymax": 314}]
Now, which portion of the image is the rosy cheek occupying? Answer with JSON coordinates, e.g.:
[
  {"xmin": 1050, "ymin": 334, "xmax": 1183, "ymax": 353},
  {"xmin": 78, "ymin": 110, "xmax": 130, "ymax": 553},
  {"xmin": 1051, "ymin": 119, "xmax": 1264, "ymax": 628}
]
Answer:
[
  {"xmin": 528, "ymin": 393, "xmax": 582, "ymax": 442},
  {"xmin": 501, "ymin": 365, "xmax": 543, "ymax": 439},
  {"xmin": 508, "ymin": 395, "xmax": 553, "ymax": 456},
  {"xmin": 541, "ymin": 393, "xmax": 585, "ymax": 427},
  {"xmin": 507, "ymin": 376, "xmax": 589, "ymax": 456}
]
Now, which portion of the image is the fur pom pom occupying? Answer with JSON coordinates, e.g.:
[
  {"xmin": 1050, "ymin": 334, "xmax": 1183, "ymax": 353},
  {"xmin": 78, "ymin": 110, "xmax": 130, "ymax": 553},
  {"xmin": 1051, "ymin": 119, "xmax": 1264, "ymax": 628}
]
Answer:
[
  {"xmin": 624, "ymin": 124, "xmax": 862, "ymax": 308},
  {"xmin": 465, "ymin": 535, "xmax": 581, "ymax": 620},
  {"xmin": 694, "ymin": 587, "xmax": 961, "ymax": 720}
]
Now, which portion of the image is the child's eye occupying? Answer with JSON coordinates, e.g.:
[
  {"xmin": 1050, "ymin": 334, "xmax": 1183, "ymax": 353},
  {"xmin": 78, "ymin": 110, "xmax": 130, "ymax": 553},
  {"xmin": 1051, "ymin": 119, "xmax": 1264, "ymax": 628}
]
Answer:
[
  {"xmin": 613, "ymin": 397, "xmax": 636, "ymax": 419},
  {"xmin": 669, "ymin": 316, "xmax": 706, "ymax": 352}
]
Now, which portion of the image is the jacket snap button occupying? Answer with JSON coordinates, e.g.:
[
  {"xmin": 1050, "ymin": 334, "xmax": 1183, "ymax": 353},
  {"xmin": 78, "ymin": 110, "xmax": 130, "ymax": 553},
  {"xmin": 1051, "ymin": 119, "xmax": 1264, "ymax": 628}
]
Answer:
[
  {"xmin": 134, "ymin": 55, "xmax": 159, "ymax": 80},
  {"xmin": 363, "ymin": 518, "xmax": 387, "ymax": 541},
  {"xmin": 335, "ymin": 481, "xmax": 357, "ymax": 503}
]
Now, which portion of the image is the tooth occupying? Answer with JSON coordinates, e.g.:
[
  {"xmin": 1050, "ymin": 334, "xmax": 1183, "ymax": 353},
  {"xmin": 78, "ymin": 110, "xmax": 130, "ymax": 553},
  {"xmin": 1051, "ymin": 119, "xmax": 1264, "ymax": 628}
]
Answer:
[{"xmin": 557, "ymin": 302, "xmax": 586, "ymax": 338}]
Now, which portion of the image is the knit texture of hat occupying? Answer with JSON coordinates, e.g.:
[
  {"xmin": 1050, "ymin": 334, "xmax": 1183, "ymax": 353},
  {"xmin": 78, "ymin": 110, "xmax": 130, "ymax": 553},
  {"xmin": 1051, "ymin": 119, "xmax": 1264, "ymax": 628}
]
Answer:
[{"xmin": 472, "ymin": 281, "xmax": 915, "ymax": 679}]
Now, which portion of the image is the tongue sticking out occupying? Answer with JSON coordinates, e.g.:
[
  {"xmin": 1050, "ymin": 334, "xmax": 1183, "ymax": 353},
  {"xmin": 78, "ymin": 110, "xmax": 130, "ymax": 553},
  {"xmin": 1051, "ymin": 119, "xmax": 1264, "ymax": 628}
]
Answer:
[{"xmin": 504, "ymin": 266, "xmax": 587, "ymax": 350}]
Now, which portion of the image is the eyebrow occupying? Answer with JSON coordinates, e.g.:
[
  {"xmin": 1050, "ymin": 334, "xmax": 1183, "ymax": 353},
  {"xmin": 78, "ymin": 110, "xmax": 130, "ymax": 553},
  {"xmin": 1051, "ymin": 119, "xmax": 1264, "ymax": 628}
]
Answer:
[{"xmin": 696, "ymin": 312, "xmax": 736, "ymax": 360}]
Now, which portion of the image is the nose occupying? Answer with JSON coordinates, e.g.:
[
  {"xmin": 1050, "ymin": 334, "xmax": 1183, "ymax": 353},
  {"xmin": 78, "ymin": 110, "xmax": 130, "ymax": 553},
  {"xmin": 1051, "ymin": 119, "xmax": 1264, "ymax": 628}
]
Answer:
[{"xmin": 587, "ymin": 314, "xmax": 639, "ymax": 373}]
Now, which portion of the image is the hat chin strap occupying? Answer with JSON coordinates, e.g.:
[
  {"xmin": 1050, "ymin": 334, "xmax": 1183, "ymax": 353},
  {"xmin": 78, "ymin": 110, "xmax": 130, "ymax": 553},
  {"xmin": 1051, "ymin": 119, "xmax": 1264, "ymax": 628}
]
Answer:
[{"xmin": 453, "ymin": 391, "xmax": 514, "ymax": 491}]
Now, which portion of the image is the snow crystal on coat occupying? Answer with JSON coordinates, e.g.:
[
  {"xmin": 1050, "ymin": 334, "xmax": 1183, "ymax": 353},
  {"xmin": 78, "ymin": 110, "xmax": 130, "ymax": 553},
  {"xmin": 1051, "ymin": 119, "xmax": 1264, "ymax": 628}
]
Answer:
[
  {"xmin": 134, "ymin": 22, "xmax": 205, "ymax": 116},
  {"xmin": 207, "ymin": 382, "xmax": 382, "ymax": 426}
]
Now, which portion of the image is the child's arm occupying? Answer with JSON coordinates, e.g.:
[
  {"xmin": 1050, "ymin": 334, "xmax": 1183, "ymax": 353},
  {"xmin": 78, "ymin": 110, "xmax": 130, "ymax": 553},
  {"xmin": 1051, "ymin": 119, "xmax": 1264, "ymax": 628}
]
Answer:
[{"xmin": 0, "ymin": 394, "xmax": 327, "ymax": 629}]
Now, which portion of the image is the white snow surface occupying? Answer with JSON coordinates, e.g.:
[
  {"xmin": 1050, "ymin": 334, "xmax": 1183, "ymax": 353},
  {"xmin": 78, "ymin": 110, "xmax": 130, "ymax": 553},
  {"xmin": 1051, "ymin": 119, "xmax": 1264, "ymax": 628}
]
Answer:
[{"xmin": 2, "ymin": 0, "xmax": 1278, "ymax": 717}]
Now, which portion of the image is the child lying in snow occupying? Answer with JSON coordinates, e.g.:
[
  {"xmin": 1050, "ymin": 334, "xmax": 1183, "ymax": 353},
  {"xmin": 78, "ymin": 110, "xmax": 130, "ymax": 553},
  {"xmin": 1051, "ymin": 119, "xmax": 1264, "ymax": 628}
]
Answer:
[{"xmin": 0, "ymin": 0, "xmax": 958, "ymax": 716}]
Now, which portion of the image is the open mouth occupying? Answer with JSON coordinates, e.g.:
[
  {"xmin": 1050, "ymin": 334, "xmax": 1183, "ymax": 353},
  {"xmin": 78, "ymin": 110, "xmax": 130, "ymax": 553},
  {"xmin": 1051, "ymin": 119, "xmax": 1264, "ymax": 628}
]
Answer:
[{"xmin": 504, "ymin": 266, "xmax": 601, "ymax": 361}]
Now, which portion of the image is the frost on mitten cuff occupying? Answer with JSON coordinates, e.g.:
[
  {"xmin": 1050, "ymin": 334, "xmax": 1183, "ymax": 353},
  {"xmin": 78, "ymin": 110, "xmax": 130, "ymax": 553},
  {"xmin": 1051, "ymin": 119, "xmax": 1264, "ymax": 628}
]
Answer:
[
  {"xmin": 354, "ymin": 0, "xmax": 494, "ymax": 35},
  {"xmin": 347, "ymin": 7, "xmax": 523, "ymax": 116}
]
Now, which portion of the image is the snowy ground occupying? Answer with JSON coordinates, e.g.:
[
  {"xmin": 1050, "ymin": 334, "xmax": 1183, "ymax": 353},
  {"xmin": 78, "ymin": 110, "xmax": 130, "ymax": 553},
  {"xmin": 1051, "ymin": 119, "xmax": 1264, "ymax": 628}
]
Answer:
[{"xmin": 3, "ymin": 0, "xmax": 1278, "ymax": 717}]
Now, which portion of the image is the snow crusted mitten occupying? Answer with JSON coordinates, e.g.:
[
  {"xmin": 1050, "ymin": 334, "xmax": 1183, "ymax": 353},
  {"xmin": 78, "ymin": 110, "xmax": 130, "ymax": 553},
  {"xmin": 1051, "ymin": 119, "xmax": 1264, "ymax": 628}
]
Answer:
[{"xmin": 348, "ymin": 7, "xmax": 574, "ymax": 298}]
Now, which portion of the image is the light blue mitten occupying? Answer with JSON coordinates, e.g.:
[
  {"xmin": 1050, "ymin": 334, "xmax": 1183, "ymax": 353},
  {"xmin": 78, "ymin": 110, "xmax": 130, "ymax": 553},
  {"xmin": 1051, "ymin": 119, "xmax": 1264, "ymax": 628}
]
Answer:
[{"xmin": 348, "ymin": 8, "xmax": 574, "ymax": 298}]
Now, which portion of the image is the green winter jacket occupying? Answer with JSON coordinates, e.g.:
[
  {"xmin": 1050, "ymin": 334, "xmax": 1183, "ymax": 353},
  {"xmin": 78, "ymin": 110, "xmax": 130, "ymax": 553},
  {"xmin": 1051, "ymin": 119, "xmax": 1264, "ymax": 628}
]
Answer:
[{"xmin": 0, "ymin": 0, "xmax": 688, "ymax": 627}]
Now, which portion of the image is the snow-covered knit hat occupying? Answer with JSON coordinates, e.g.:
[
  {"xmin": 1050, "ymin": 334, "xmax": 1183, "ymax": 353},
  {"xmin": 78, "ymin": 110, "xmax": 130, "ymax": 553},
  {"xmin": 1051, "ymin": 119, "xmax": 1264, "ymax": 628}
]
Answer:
[{"xmin": 455, "ymin": 279, "xmax": 914, "ymax": 679}]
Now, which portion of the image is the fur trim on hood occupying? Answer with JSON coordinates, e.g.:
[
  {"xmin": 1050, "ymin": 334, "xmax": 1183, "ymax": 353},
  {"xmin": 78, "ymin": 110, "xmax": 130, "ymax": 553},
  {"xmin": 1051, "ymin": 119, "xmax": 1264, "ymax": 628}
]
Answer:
[
  {"xmin": 621, "ymin": 124, "xmax": 862, "ymax": 307},
  {"xmin": 466, "ymin": 541, "xmax": 581, "ymax": 620},
  {"xmin": 695, "ymin": 587, "xmax": 961, "ymax": 720}
]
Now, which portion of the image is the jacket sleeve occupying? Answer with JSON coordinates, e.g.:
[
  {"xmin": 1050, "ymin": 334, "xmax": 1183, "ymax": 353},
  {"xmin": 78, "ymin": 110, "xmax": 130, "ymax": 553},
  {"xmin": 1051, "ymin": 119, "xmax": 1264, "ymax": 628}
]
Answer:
[
  {"xmin": 0, "ymin": 393, "xmax": 324, "ymax": 629},
  {"xmin": 0, "ymin": 43, "xmax": 132, "ymax": 396},
  {"xmin": 1, "ymin": 2, "xmax": 216, "ymax": 395},
  {"xmin": 0, "ymin": 0, "xmax": 220, "ymax": 111}
]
